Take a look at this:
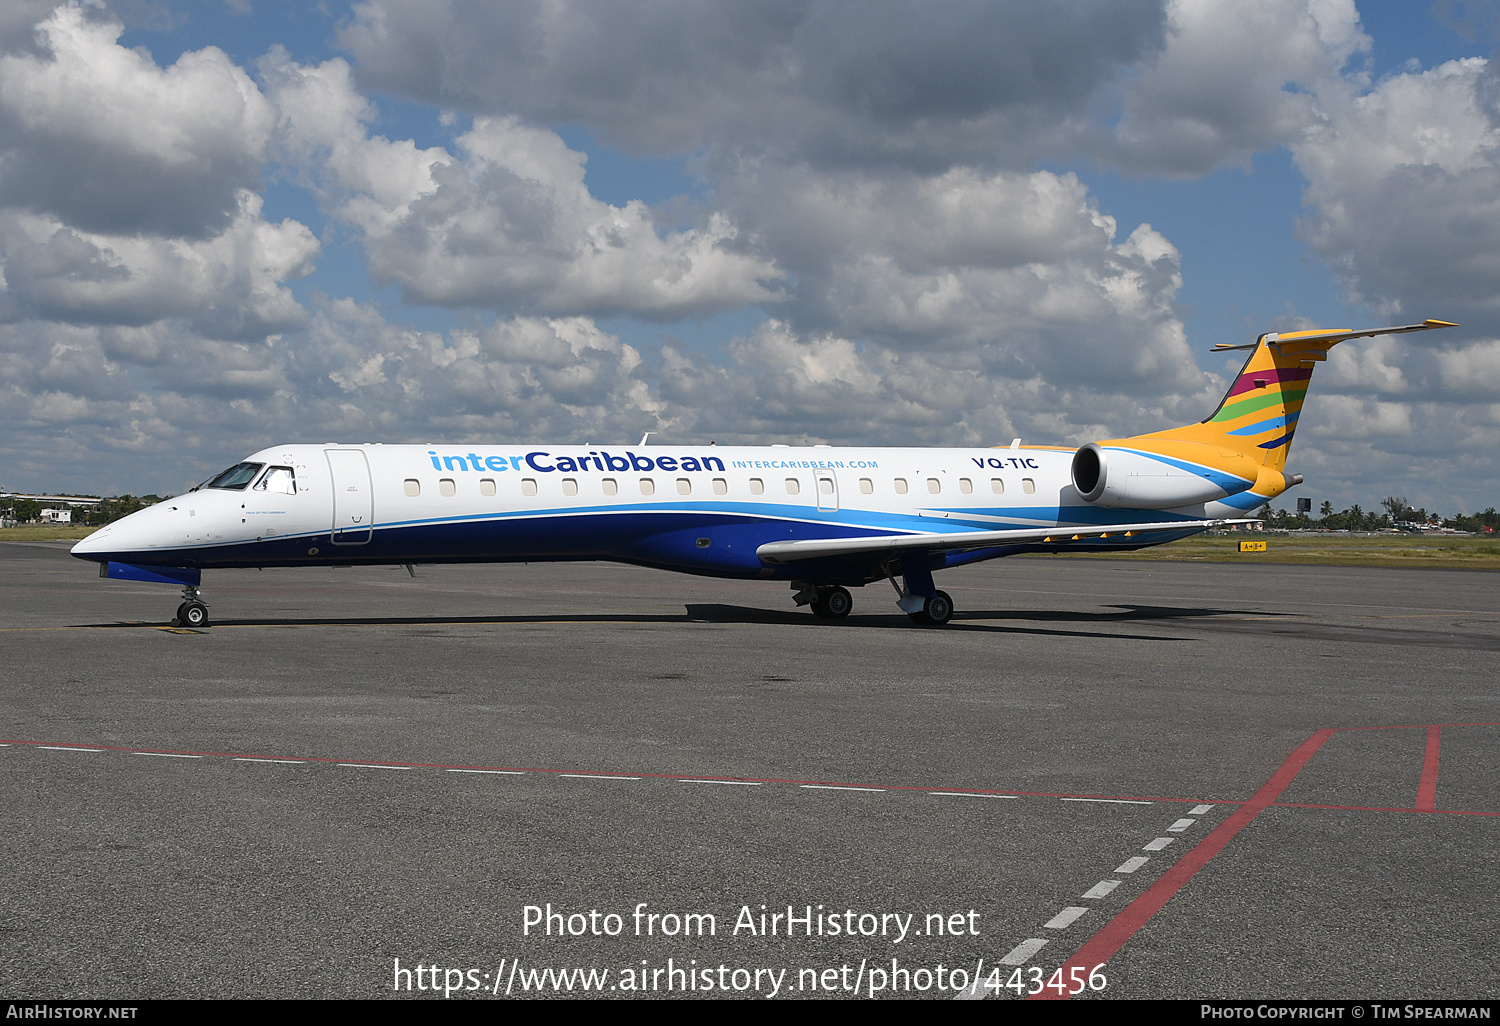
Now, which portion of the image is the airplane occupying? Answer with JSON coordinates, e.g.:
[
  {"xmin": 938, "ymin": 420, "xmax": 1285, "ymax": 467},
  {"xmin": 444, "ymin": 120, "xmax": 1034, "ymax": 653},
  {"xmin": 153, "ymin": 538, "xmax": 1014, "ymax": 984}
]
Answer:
[{"xmin": 70, "ymin": 319, "xmax": 1456, "ymax": 628}]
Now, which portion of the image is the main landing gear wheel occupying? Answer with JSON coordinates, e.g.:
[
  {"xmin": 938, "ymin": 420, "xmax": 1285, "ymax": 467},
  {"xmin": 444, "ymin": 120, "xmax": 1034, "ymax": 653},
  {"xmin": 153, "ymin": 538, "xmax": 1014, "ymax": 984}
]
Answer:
[
  {"xmin": 907, "ymin": 590, "xmax": 954, "ymax": 626},
  {"xmin": 178, "ymin": 600, "xmax": 210, "ymax": 628},
  {"xmin": 810, "ymin": 586, "xmax": 853, "ymax": 619}
]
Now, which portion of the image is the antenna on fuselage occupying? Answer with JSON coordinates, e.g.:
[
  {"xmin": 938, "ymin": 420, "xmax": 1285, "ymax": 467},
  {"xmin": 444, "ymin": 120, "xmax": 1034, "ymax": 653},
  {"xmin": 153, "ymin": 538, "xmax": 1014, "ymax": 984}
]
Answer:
[{"xmin": 639, "ymin": 432, "xmax": 653, "ymax": 446}]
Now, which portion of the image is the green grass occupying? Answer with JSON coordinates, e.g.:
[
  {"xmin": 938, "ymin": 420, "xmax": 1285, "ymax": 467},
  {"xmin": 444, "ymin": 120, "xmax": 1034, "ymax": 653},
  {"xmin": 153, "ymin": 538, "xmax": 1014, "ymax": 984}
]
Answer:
[
  {"xmin": 1, "ymin": 525, "xmax": 95, "ymax": 541},
  {"xmin": 1040, "ymin": 531, "xmax": 1500, "ymax": 568}
]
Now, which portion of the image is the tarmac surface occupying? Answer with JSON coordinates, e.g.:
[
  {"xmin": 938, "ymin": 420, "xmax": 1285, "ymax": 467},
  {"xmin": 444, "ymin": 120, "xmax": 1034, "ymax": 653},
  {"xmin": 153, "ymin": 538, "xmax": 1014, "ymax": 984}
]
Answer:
[{"xmin": 1, "ymin": 540, "xmax": 1496, "ymax": 1000}]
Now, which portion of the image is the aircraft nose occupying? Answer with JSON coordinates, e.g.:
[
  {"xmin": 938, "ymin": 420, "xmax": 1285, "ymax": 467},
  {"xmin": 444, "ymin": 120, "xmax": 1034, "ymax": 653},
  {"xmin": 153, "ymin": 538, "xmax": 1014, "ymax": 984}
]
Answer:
[{"xmin": 70, "ymin": 501, "xmax": 175, "ymax": 560}]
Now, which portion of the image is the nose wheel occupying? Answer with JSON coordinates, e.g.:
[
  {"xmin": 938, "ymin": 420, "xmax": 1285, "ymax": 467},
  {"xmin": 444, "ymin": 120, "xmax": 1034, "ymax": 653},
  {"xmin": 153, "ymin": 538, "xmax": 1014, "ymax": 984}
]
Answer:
[{"xmin": 174, "ymin": 585, "xmax": 210, "ymax": 628}]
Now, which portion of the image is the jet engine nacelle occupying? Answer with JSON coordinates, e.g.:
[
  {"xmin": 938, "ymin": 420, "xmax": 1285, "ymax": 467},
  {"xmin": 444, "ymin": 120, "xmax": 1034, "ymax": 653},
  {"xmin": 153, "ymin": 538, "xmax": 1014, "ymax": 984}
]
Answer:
[{"xmin": 1071, "ymin": 442, "xmax": 1257, "ymax": 509}]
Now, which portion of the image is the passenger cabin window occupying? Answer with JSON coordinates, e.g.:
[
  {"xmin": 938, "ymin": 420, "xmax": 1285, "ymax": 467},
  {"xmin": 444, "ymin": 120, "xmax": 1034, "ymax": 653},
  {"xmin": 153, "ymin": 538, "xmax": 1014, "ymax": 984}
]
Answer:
[
  {"xmin": 480, "ymin": 479, "xmax": 496, "ymax": 496},
  {"xmin": 1022, "ymin": 478, "xmax": 1036, "ymax": 494},
  {"xmin": 785, "ymin": 478, "xmax": 800, "ymax": 495},
  {"xmin": 894, "ymin": 478, "xmax": 908, "ymax": 494},
  {"xmin": 819, "ymin": 478, "xmax": 834, "ymax": 495},
  {"xmin": 403, "ymin": 479, "xmax": 420, "ymax": 497},
  {"xmin": 927, "ymin": 478, "xmax": 941, "ymax": 494},
  {"xmin": 640, "ymin": 478, "xmax": 655, "ymax": 495},
  {"xmin": 677, "ymin": 478, "xmax": 691, "ymax": 495},
  {"xmin": 562, "ymin": 478, "xmax": 578, "ymax": 496},
  {"xmin": 255, "ymin": 466, "xmax": 296, "ymax": 494},
  {"xmin": 204, "ymin": 462, "xmax": 263, "ymax": 491},
  {"xmin": 991, "ymin": 478, "xmax": 1005, "ymax": 494},
  {"xmin": 439, "ymin": 478, "xmax": 456, "ymax": 496},
  {"xmin": 522, "ymin": 479, "xmax": 538, "ymax": 496},
  {"xmin": 860, "ymin": 478, "xmax": 873, "ymax": 494},
  {"xmin": 749, "ymin": 478, "xmax": 764, "ymax": 495},
  {"xmin": 603, "ymin": 478, "xmax": 618, "ymax": 496},
  {"xmin": 959, "ymin": 478, "xmax": 973, "ymax": 494},
  {"xmin": 712, "ymin": 478, "xmax": 727, "ymax": 495}
]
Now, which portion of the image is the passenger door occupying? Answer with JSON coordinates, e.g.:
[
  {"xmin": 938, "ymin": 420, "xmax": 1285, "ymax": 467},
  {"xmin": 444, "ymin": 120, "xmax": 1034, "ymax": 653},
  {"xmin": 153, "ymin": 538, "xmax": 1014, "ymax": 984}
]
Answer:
[{"xmin": 325, "ymin": 449, "xmax": 373, "ymax": 545}]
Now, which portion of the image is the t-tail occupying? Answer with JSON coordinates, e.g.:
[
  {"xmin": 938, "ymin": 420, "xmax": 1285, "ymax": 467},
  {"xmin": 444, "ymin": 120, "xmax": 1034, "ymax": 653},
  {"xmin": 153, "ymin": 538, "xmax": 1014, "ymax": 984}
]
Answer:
[{"xmin": 1069, "ymin": 319, "xmax": 1457, "ymax": 515}]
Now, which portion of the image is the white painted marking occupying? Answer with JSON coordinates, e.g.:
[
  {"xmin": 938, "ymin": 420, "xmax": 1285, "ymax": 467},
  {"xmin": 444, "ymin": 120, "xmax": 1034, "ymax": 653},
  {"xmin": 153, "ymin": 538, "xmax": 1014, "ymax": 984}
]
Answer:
[
  {"xmin": 447, "ymin": 769, "xmax": 526, "ymax": 775},
  {"xmin": 681, "ymin": 779, "xmax": 762, "ymax": 786},
  {"xmin": 1167, "ymin": 818, "xmax": 1196, "ymax": 832},
  {"xmin": 1000, "ymin": 938, "xmax": 1048, "ymax": 965},
  {"xmin": 337, "ymin": 763, "xmax": 412, "ymax": 771},
  {"xmin": 1115, "ymin": 856, "xmax": 1150, "ymax": 874},
  {"xmin": 801, "ymin": 784, "xmax": 885, "ymax": 792},
  {"xmin": 1143, "ymin": 837, "xmax": 1175, "ymax": 851},
  {"xmin": 39, "ymin": 746, "xmax": 102, "ymax": 752},
  {"xmin": 928, "ymin": 791, "xmax": 1020, "ymax": 799},
  {"xmin": 233, "ymin": 757, "xmax": 305, "ymax": 764},
  {"xmin": 1082, "ymin": 880, "xmax": 1120, "ymax": 899},
  {"xmin": 1060, "ymin": 797, "xmax": 1152, "ymax": 804},
  {"xmin": 132, "ymin": 752, "xmax": 202, "ymax": 759},
  {"xmin": 1043, "ymin": 907, "xmax": 1089, "ymax": 930},
  {"xmin": 560, "ymin": 773, "xmax": 640, "ymax": 780},
  {"xmin": 1189, "ymin": 804, "xmax": 1214, "ymax": 815}
]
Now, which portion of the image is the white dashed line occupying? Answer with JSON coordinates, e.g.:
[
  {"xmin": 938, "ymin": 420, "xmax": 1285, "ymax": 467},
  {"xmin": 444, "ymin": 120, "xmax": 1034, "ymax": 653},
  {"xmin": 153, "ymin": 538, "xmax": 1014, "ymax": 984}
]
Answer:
[
  {"xmin": 1042, "ymin": 907, "xmax": 1089, "ymax": 930},
  {"xmin": 447, "ymin": 768, "xmax": 526, "ymax": 775},
  {"xmin": 681, "ymin": 779, "xmax": 762, "ymax": 786},
  {"xmin": 338, "ymin": 763, "xmax": 413, "ymax": 771},
  {"xmin": 1082, "ymin": 879, "xmax": 1120, "ymax": 899},
  {"xmin": 1143, "ymin": 837, "xmax": 1175, "ymax": 851},
  {"xmin": 1115, "ymin": 856, "xmax": 1150, "ymax": 874},
  {"xmin": 1060, "ymin": 797, "xmax": 1152, "ymax": 804},
  {"xmin": 38, "ymin": 746, "xmax": 102, "ymax": 752},
  {"xmin": 1189, "ymin": 804, "xmax": 1215, "ymax": 815},
  {"xmin": 233, "ymin": 757, "xmax": 306, "ymax": 764},
  {"xmin": 800, "ymin": 784, "xmax": 885, "ymax": 792},
  {"xmin": 928, "ymin": 791, "xmax": 1020, "ymax": 798},
  {"xmin": 1000, "ymin": 938, "xmax": 1049, "ymax": 965},
  {"xmin": 560, "ymin": 773, "xmax": 640, "ymax": 780},
  {"xmin": 1167, "ymin": 818, "xmax": 1196, "ymax": 832},
  {"xmin": 132, "ymin": 752, "xmax": 202, "ymax": 759}
]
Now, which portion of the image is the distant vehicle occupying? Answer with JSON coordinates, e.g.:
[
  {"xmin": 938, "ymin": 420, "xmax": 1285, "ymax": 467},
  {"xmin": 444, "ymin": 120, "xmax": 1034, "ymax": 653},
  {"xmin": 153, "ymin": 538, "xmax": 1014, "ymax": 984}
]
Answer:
[{"xmin": 71, "ymin": 320, "xmax": 1456, "ymax": 628}]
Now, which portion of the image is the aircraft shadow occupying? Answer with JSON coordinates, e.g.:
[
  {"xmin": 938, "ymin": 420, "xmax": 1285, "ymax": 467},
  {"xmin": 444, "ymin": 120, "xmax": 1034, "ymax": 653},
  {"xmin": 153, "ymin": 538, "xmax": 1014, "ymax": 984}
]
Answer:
[{"xmin": 84, "ymin": 602, "xmax": 1273, "ymax": 641}]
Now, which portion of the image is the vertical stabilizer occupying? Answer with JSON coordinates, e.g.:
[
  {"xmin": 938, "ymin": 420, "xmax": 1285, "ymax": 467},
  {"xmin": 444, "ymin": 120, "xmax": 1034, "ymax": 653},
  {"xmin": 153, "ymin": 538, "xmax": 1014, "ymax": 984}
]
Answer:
[{"xmin": 1137, "ymin": 320, "xmax": 1457, "ymax": 472}]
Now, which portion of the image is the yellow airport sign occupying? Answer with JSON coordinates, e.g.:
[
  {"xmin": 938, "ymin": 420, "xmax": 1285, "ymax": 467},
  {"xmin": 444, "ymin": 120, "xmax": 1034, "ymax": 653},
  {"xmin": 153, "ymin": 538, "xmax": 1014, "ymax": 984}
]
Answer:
[{"xmin": 1239, "ymin": 540, "xmax": 1268, "ymax": 552}]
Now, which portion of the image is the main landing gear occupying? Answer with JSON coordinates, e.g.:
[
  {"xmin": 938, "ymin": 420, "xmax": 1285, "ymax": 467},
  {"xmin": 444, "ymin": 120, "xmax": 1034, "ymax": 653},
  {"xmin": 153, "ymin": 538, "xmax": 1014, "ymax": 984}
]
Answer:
[
  {"xmin": 792, "ymin": 582, "xmax": 854, "ymax": 618},
  {"xmin": 889, "ymin": 551, "xmax": 955, "ymax": 626},
  {"xmin": 174, "ymin": 584, "xmax": 210, "ymax": 628}
]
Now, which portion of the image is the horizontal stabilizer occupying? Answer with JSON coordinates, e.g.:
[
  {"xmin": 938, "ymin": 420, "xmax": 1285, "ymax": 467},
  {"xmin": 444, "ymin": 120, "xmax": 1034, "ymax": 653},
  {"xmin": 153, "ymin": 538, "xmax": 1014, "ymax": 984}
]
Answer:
[
  {"xmin": 755, "ymin": 519, "xmax": 1257, "ymax": 564},
  {"xmin": 1211, "ymin": 319, "xmax": 1457, "ymax": 353}
]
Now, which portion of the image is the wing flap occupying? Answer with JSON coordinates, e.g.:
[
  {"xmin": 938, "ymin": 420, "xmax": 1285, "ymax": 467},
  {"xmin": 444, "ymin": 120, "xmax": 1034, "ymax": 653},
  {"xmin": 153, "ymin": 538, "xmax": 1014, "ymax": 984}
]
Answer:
[{"xmin": 755, "ymin": 519, "xmax": 1257, "ymax": 564}]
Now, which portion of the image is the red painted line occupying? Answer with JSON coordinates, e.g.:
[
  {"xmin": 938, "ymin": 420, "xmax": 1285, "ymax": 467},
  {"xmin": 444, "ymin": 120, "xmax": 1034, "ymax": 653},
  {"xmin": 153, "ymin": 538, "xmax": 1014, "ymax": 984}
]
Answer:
[
  {"xmin": 1031, "ymin": 729, "xmax": 1337, "ymax": 1001},
  {"xmin": 1270, "ymin": 802, "xmax": 1499, "ymax": 818},
  {"xmin": 0, "ymin": 739, "xmax": 1238, "ymax": 805},
  {"xmin": 1416, "ymin": 726, "xmax": 1441, "ymax": 812}
]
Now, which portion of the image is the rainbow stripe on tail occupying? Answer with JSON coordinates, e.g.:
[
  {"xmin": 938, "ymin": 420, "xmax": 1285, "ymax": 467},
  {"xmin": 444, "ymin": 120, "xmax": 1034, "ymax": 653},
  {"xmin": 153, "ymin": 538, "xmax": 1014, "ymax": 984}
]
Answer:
[{"xmin": 1084, "ymin": 320, "xmax": 1456, "ymax": 513}]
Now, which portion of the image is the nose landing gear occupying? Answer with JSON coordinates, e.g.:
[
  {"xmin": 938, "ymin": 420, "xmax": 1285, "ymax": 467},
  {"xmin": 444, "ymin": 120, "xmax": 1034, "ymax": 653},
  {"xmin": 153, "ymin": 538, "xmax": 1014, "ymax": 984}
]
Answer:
[{"xmin": 174, "ymin": 584, "xmax": 210, "ymax": 628}]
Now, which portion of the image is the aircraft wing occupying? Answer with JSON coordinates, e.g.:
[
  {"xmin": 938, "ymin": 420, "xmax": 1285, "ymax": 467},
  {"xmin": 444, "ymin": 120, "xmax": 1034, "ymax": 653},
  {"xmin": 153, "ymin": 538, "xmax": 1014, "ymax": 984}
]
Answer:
[{"xmin": 755, "ymin": 518, "xmax": 1256, "ymax": 564}]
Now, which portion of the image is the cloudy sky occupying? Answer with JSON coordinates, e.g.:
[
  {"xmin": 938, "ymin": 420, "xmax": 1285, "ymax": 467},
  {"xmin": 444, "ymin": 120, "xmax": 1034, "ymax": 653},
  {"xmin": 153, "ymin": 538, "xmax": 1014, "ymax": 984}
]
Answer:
[{"xmin": 2, "ymin": 0, "xmax": 1498, "ymax": 513}]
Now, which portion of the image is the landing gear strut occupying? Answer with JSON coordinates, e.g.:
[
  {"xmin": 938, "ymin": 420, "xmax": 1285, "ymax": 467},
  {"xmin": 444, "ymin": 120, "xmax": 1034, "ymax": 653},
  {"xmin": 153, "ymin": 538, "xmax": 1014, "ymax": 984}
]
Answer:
[
  {"xmin": 889, "ymin": 552, "xmax": 955, "ymax": 626},
  {"xmin": 175, "ymin": 584, "xmax": 210, "ymax": 628}
]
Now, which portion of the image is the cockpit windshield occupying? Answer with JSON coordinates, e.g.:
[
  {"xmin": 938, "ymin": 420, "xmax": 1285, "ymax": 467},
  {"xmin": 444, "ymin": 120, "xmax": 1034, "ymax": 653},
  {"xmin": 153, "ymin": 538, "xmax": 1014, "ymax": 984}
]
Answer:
[
  {"xmin": 254, "ymin": 466, "xmax": 297, "ymax": 495},
  {"xmin": 204, "ymin": 462, "xmax": 265, "ymax": 490}
]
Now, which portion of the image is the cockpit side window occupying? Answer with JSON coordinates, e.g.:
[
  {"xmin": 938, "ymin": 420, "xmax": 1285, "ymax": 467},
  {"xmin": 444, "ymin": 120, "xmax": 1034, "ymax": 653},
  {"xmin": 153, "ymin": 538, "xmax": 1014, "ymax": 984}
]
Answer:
[
  {"xmin": 254, "ymin": 466, "xmax": 297, "ymax": 495},
  {"xmin": 205, "ymin": 462, "xmax": 265, "ymax": 490}
]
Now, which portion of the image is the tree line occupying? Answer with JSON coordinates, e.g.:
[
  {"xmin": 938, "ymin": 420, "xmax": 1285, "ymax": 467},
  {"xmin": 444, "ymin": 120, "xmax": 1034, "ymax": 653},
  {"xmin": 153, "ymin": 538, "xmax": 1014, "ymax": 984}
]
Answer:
[
  {"xmin": 1, "ymin": 494, "xmax": 165, "ymax": 526},
  {"xmin": 1262, "ymin": 495, "xmax": 1499, "ymax": 533}
]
